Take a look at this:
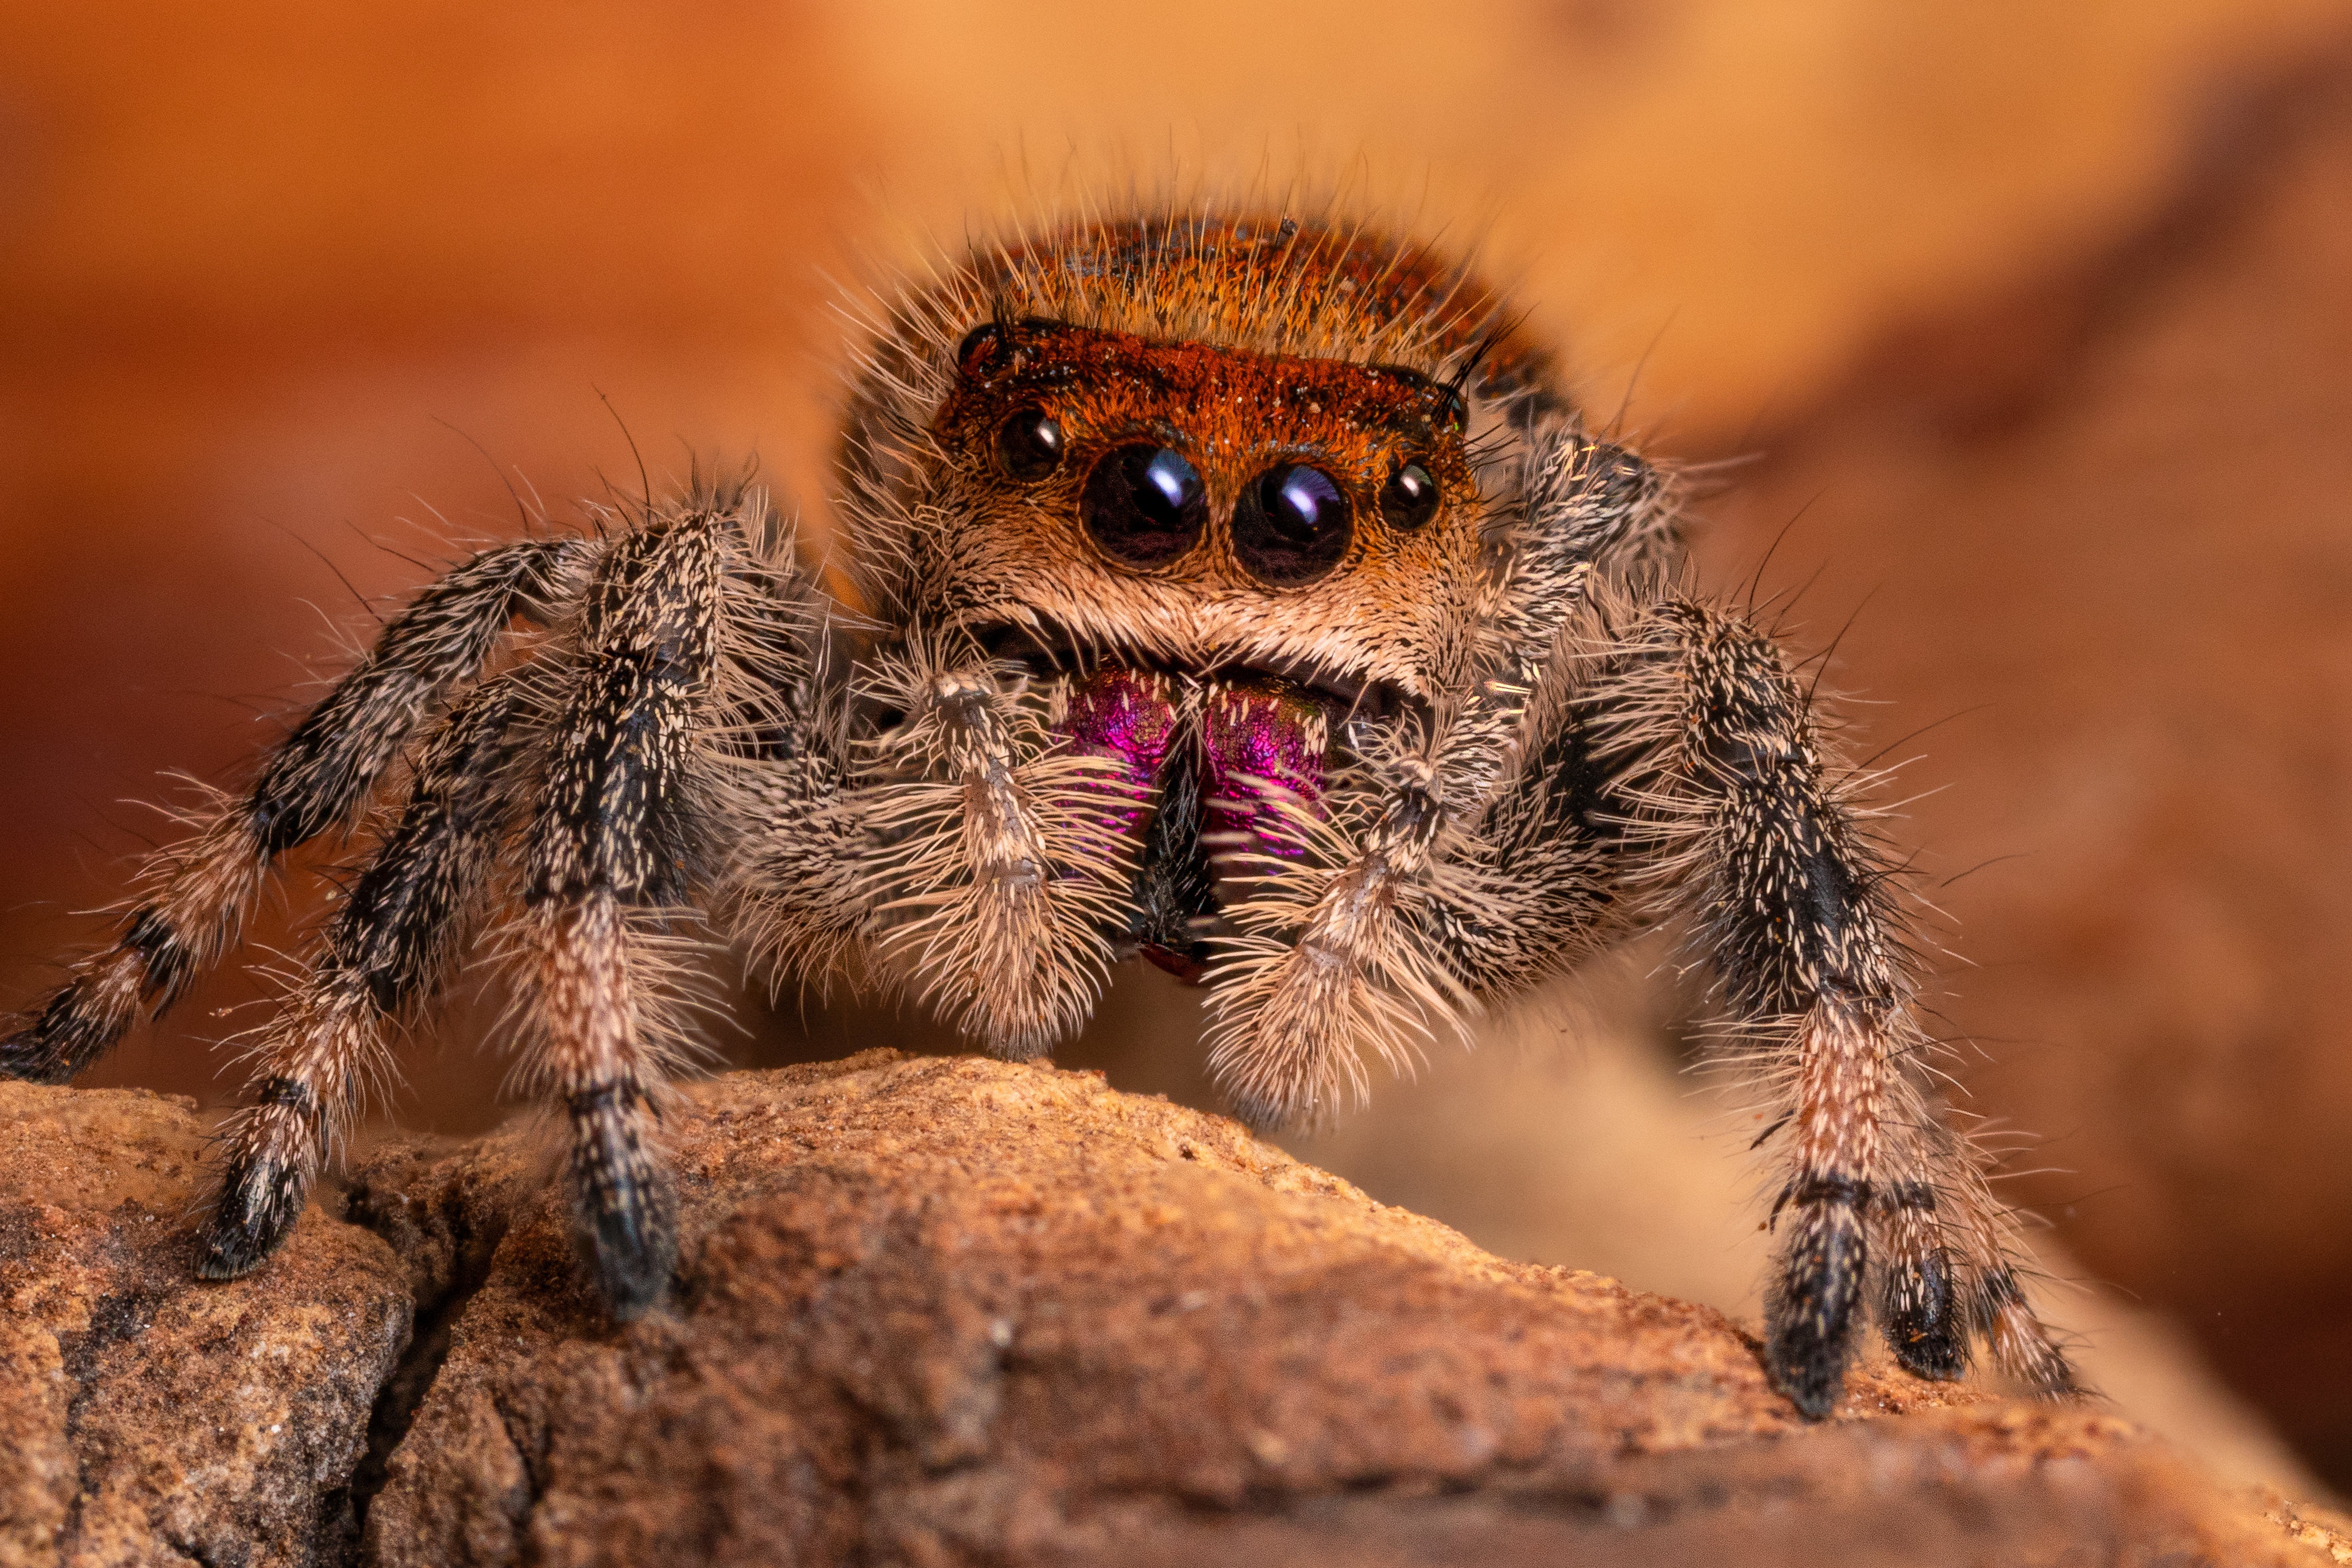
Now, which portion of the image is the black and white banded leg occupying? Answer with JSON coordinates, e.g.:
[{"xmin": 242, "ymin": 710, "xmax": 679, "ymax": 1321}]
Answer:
[
  {"xmin": 1593, "ymin": 595, "xmax": 2076, "ymax": 1414},
  {"xmin": 199, "ymin": 674, "xmax": 527, "ymax": 1275},
  {"xmin": 1451, "ymin": 583, "xmax": 2079, "ymax": 1416},
  {"xmin": 509, "ymin": 508, "xmax": 748, "ymax": 1317},
  {"xmin": 1, "ymin": 539, "xmax": 585, "ymax": 1083}
]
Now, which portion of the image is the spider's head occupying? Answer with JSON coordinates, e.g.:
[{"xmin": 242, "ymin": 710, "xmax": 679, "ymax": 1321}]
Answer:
[
  {"xmin": 838, "ymin": 214, "xmax": 1561, "ymax": 709},
  {"xmin": 927, "ymin": 315, "xmax": 1480, "ymax": 707},
  {"xmin": 834, "ymin": 212, "xmax": 1661, "ymax": 982}
]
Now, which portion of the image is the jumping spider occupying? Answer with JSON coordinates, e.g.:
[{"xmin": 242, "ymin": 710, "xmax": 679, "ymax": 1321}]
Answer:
[{"xmin": 2, "ymin": 210, "xmax": 2078, "ymax": 1418}]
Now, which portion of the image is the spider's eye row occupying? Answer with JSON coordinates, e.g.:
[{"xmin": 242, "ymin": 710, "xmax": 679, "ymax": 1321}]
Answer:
[
  {"xmin": 1233, "ymin": 463, "xmax": 1351, "ymax": 586},
  {"xmin": 1082, "ymin": 444, "xmax": 1206, "ymax": 567},
  {"xmin": 995, "ymin": 406, "xmax": 1064, "ymax": 481},
  {"xmin": 1379, "ymin": 461, "xmax": 1441, "ymax": 533}
]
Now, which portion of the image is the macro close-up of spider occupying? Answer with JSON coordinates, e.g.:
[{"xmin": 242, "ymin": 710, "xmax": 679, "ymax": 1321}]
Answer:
[{"xmin": 0, "ymin": 210, "xmax": 2080, "ymax": 1422}]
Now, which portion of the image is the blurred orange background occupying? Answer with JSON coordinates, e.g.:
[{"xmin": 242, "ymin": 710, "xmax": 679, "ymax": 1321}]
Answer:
[{"xmin": 6, "ymin": 0, "xmax": 2351, "ymax": 1497}]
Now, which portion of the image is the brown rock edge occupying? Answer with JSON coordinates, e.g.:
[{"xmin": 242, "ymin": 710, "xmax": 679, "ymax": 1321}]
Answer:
[{"xmin": 3, "ymin": 1055, "xmax": 2345, "ymax": 1567}]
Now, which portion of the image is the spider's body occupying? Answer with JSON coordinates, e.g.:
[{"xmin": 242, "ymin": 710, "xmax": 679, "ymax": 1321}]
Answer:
[{"xmin": 1, "ymin": 211, "xmax": 2076, "ymax": 1418}]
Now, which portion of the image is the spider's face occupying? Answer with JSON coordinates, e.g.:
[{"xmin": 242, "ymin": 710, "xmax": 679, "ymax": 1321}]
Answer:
[
  {"xmin": 835, "ymin": 216, "xmax": 1562, "ymax": 975},
  {"xmin": 913, "ymin": 318, "xmax": 1489, "ymax": 708}
]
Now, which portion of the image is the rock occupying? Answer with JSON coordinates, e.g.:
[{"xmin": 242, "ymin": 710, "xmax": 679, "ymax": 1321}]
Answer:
[
  {"xmin": 3, "ymin": 1055, "xmax": 2341, "ymax": 1566},
  {"xmin": 342, "ymin": 1051, "xmax": 2334, "ymax": 1567},
  {"xmin": 0, "ymin": 1082, "xmax": 410, "ymax": 1568}
]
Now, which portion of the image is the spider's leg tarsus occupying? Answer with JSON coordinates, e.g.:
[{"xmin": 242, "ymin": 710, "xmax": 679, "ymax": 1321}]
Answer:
[
  {"xmin": 1762, "ymin": 997, "xmax": 1885, "ymax": 1418},
  {"xmin": 196, "ymin": 1075, "xmax": 322, "ymax": 1278},
  {"xmin": 1976, "ymin": 1261, "xmax": 2085, "ymax": 1397},
  {"xmin": 1874, "ymin": 1174, "xmax": 1967, "ymax": 1381},
  {"xmin": 531, "ymin": 895, "xmax": 679, "ymax": 1320}
]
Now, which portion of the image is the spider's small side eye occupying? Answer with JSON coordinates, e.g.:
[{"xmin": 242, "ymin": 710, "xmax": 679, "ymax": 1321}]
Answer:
[
  {"xmin": 956, "ymin": 322, "xmax": 1005, "ymax": 371},
  {"xmin": 995, "ymin": 406, "xmax": 1064, "ymax": 481},
  {"xmin": 1378, "ymin": 461, "xmax": 1441, "ymax": 533},
  {"xmin": 1233, "ymin": 463, "xmax": 1351, "ymax": 585},
  {"xmin": 1081, "ymin": 444, "xmax": 1206, "ymax": 567},
  {"xmin": 1437, "ymin": 385, "xmax": 1470, "ymax": 433}
]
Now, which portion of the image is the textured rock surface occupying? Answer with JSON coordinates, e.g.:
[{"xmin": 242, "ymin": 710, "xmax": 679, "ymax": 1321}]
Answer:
[
  {"xmin": 344, "ymin": 1052, "xmax": 2329, "ymax": 1567},
  {"xmin": 3, "ymin": 1055, "xmax": 2343, "ymax": 1566},
  {"xmin": 0, "ymin": 1082, "xmax": 410, "ymax": 1567}
]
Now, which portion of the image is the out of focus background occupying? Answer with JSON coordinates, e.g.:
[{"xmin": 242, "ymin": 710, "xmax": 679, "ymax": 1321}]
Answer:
[{"xmin": 6, "ymin": 0, "xmax": 2351, "ymax": 1500}]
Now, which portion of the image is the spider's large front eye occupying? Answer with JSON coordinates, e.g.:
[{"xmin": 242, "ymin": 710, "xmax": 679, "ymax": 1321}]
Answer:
[
  {"xmin": 1081, "ymin": 444, "xmax": 1206, "ymax": 567},
  {"xmin": 1378, "ymin": 460, "xmax": 1441, "ymax": 533},
  {"xmin": 1232, "ymin": 463, "xmax": 1351, "ymax": 585},
  {"xmin": 995, "ymin": 406, "xmax": 1064, "ymax": 481}
]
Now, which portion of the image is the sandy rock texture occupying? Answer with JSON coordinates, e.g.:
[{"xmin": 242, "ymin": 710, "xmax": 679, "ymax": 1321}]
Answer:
[
  {"xmin": 5, "ymin": 1053, "xmax": 2345, "ymax": 1567},
  {"xmin": 0, "ymin": 1082, "xmax": 410, "ymax": 1567},
  {"xmin": 348, "ymin": 1052, "xmax": 2338, "ymax": 1566}
]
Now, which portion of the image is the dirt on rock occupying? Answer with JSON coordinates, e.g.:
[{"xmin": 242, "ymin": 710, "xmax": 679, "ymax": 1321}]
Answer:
[
  {"xmin": 324, "ymin": 1053, "xmax": 2352, "ymax": 1564},
  {"xmin": 0, "ymin": 1082, "xmax": 411, "ymax": 1567},
  {"xmin": 3, "ymin": 1054, "xmax": 2346, "ymax": 1566}
]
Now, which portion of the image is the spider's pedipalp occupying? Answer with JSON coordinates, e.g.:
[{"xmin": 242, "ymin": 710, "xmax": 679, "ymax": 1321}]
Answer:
[
  {"xmin": 0, "ymin": 537, "xmax": 586, "ymax": 1085},
  {"xmin": 857, "ymin": 636, "xmax": 1134, "ymax": 1058},
  {"xmin": 1201, "ymin": 699, "xmax": 1503, "ymax": 1128},
  {"xmin": 199, "ymin": 672, "xmax": 528, "ymax": 1278}
]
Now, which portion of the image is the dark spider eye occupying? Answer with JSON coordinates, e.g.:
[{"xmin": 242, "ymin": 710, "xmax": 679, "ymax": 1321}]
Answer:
[
  {"xmin": 956, "ymin": 321, "xmax": 1004, "ymax": 371},
  {"xmin": 1232, "ymin": 463, "xmax": 1351, "ymax": 585},
  {"xmin": 995, "ymin": 406, "xmax": 1064, "ymax": 481},
  {"xmin": 1081, "ymin": 444, "xmax": 1206, "ymax": 566},
  {"xmin": 1378, "ymin": 460, "xmax": 1441, "ymax": 533}
]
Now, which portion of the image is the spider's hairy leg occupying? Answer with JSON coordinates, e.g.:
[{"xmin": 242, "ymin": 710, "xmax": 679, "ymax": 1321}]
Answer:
[
  {"xmin": 1202, "ymin": 699, "xmax": 1503, "ymax": 1129},
  {"xmin": 1878, "ymin": 1110, "xmax": 2083, "ymax": 1396},
  {"xmin": 1482, "ymin": 412, "xmax": 1680, "ymax": 659},
  {"xmin": 1572, "ymin": 589, "xmax": 2075, "ymax": 1416},
  {"xmin": 0, "ymin": 538, "xmax": 586, "ymax": 1083},
  {"xmin": 198, "ymin": 675, "xmax": 526, "ymax": 1277},
  {"xmin": 721, "ymin": 676, "xmax": 875, "ymax": 992},
  {"xmin": 1869, "ymin": 1132, "xmax": 1967, "ymax": 1381},
  {"xmin": 512, "ymin": 505, "xmax": 749, "ymax": 1319},
  {"xmin": 860, "ymin": 638, "xmax": 1130, "ymax": 1058}
]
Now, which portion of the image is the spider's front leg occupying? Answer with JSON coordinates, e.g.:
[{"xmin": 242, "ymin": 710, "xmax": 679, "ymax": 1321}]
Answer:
[
  {"xmin": 1553, "ymin": 587, "xmax": 2079, "ymax": 1415},
  {"xmin": 506, "ymin": 503, "xmax": 812, "ymax": 1316}
]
